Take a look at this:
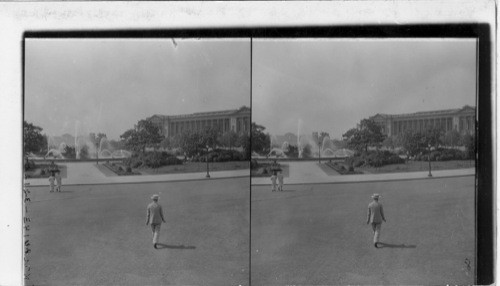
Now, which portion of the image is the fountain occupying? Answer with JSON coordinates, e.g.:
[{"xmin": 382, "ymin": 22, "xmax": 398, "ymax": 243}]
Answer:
[
  {"xmin": 45, "ymin": 142, "xmax": 66, "ymax": 159},
  {"xmin": 99, "ymin": 149, "xmax": 113, "ymax": 158},
  {"xmin": 111, "ymin": 149, "xmax": 132, "ymax": 158},
  {"xmin": 320, "ymin": 135, "xmax": 337, "ymax": 157},
  {"xmin": 281, "ymin": 141, "xmax": 290, "ymax": 153},
  {"xmin": 331, "ymin": 148, "xmax": 355, "ymax": 158},
  {"xmin": 41, "ymin": 119, "xmax": 132, "ymax": 161},
  {"xmin": 99, "ymin": 137, "xmax": 110, "ymax": 158},
  {"xmin": 45, "ymin": 149, "xmax": 65, "ymax": 159}
]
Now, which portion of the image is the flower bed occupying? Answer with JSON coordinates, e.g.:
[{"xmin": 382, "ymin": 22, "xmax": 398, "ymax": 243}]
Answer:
[
  {"xmin": 191, "ymin": 149, "xmax": 247, "ymax": 162},
  {"xmin": 123, "ymin": 152, "xmax": 183, "ymax": 169},
  {"xmin": 104, "ymin": 162, "xmax": 141, "ymax": 176},
  {"xmin": 324, "ymin": 161, "xmax": 362, "ymax": 175},
  {"xmin": 345, "ymin": 151, "xmax": 405, "ymax": 168}
]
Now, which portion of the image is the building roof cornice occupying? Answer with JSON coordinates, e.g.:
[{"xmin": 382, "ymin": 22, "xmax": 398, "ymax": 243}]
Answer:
[
  {"xmin": 149, "ymin": 106, "xmax": 250, "ymax": 120},
  {"xmin": 372, "ymin": 105, "xmax": 475, "ymax": 119}
]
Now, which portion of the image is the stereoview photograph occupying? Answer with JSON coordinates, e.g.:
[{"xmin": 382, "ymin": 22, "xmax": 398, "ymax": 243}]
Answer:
[
  {"xmin": 250, "ymin": 38, "xmax": 476, "ymax": 285},
  {"xmin": 23, "ymin": 38, "xmax": 251, "ymax": 285}
]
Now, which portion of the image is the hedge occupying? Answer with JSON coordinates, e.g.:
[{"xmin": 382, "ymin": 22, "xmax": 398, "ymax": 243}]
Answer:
[
  {"xmin": 191, "ymin": 149, "xmax": 247, "ymax": 162},
  {"xmin": 414, "ymin": 148, "xmax": 469, "ymax": 161},
  {"xmin": 123, "ymin": 152, "xmax": 183, "ymax": 169},
  {"xmin": 345, "ymin": 151, "xmax": 405, "ymax": 168}
]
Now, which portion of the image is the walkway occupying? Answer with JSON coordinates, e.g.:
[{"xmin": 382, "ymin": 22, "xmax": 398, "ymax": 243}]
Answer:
[
  {"xmin": 25, "ymin": 162, "xmax": 249, "ymax": 186},
  {"xmin": 25, "ymin": 161, "xmax": 475, "ymax": 187},
  {"xmin": 251, "ymin": 161, "xmax": 475, "ymax": 185}
]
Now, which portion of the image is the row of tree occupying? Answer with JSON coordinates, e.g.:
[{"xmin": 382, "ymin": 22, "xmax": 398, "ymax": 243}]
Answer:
[
  {"xmin": 24, "ymin": 119, "xmax": 476, "ymax": 161},
  {"xmin": 119, "ymin": 119, "xmax": 250, "ymax": 158},
  {"xmin": 24, "ymin": 118, "xmax": 250, "ymax": 158},
  {"xmin": 342, "ymin": 118, "xmax": 475, "ymax": 157}
]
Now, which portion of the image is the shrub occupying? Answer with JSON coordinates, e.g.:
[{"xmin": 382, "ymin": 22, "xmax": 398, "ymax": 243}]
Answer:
[
  {"xmin": 124, "ymin": 151, "xmax": 182, "ymax": 168},
  {"xmin": 250, "ymin": 159, "xmax": 259, "ymax": 169},
  {"xmin": 193, "ymin": 149, "xmax": 246, "ymax": 163},
  {"xmin": 346, "ymin": 150, "xmax": 404, "ymax": 168},
  {"xmin": 415, "ymin": 148, "xmax": 467, "ymax": 162},
  {"xmin": 24, "ymin": 159, "xmax": 36, "ymax": 171}
]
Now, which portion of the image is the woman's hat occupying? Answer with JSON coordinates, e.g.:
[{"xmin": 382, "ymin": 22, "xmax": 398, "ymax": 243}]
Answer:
[
  {"xmin": 151, "ymin": 194, "xmax": 159, "ymax": 200},
  {"xmin": 371, "ymin": 193, "xmax": 380, "ymax": 199}
]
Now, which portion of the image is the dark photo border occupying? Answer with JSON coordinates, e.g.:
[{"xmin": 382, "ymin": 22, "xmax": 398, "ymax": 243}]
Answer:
[{"xmin": 23, "ymin": 24, "xmax": 493, "ymax": 285}]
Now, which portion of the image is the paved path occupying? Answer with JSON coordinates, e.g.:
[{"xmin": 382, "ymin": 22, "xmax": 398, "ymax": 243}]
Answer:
[
  {"xmin": 251, "ymin": 161, "xmax": 475, "ymax": 185},
  {"xmin": 26, "ymin": 162, "xmax": 249, "ymax": 187},
  {"xmin": 26, "ymin": 161, "xmax": 475, "ymax": 187}
]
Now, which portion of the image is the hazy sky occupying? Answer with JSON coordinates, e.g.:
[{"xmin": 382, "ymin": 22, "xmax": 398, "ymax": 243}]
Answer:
[
  {"xmin": 252, "ymin": 39, "xmax": 477, "ymax": 139},
  {"xmin": 25, "ymin": 38, "xmax": 251, "ymax": 140}
]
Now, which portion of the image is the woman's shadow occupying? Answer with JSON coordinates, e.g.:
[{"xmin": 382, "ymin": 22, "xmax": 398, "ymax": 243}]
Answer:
[
  {"xmin": 377, "ymin": 242, "xmax": 416, "ymax": 249},
  {"xmin": 156, "ymin": 243, "xmax": 196, "ymax": 250}
]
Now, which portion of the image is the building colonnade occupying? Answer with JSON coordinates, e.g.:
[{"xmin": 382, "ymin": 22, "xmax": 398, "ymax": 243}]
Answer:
[{"xmin": 391, "ymin": 115, "xmax": 475, "ymax": 136}]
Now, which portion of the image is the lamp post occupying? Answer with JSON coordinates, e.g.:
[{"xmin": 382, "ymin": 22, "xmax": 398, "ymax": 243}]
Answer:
[
  {"xmin": 318, "ymin": 133, "xmax": 321, "ymax": 164},
  {"xmin": 427, "ymin": 144, "xmax": 432, "ymax": 177},
  {"xmin": 205, "ymin": 146, "xmax": 210, "ymax": 178},
  {"xmin": 95, "ymin": 141, "xmax": 99, "ymax": 165}
]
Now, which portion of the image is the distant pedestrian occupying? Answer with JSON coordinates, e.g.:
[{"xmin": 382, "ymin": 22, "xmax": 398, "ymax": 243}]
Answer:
[
  {"xmin": 55, "ymin": 171, "xmax": 62, "ymax": 192},
  {"xmin": 367, "ymin": 193, "xmax": 386, "ymax": 248},
  {"xmin": 277, "ymin": 171, "xmax": 284, "ymax": 191},
  {"xmin": 270, "ymin": 172, "xmax": 277, "ymax": 192},
  {"xmin": 146, "ymin": 194, "xmax": 166, "ymax": 249},
  {"xmin": 48, "ymin": 172, "xmax": 55, "ymax": 193},
  {"xmin": 49, "ymin": 161, "xmax": 57, "ymax": 172}
]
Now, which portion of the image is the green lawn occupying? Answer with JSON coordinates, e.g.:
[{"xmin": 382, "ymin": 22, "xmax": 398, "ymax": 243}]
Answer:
[
  {"xmin": 27, "ymin": 178, "xmax": 250, "ymax": 285},
  {"xmin": 357, "ymin": 160, "xmax": 474, "ymax": 174},
  {"xmin": 139, "ymin": 161, "xmax": 249, "ymax": 175},
  {"xmin": 251, "ymin": 176, "xmax": 475, "ymax": 285}
]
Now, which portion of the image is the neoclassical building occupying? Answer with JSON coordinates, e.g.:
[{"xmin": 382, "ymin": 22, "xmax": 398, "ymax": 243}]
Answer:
[
  {"xmin": 370, "ymin": 105, "xmax": 476, "ymax": 137},
  {"xmin": 147, "ymin": 106, "xmax": 251, "ymax": 138}
]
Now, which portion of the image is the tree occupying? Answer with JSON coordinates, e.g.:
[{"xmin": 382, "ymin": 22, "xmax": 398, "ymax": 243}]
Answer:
[
  {"xmin": 79, "ymin": 145, "xmax": 90, "ymax": 159},
  {"xmin": 136, "ymin": 120, "xmax": 163, "ymax": 152},
  {"xmin": 382, "ymin": 136, "xmax": 398, "ymax": 150},
  {"xmin": 342, "ymin": 119, "xmax": 386, "ymax": 152},
  {"xmin": 251, "ymin": 122, "xmax": 271, "ymax": 155},
  {"xmin": 24, "ymin": 121, "xmax": 47, "ymax": 155},
  {"xmin": 120, "ymin": 120, "xmax": 163, "ymax": 153},
  {"xmin": 461, "ymin": 133, "xmax": 475, "ymax": 159},
  {"xmin": 120, "ymin": 129, "xmax": 139, "ymax": 151},
  {"xmin": 89, "ymin": 132, "xmax": 107, "ymax": 163},
  {"xmin": 285, "ymin": 144, "xmax": 299, "ymax": 158},
  {"xmin": 332, "ymin": 138, "xmax": 347, "ymax": 149},
  {"xmin": 63, "ymin": 145, "xmax": 76, "ymax": 159},
  {"xmin": 399, "ymin": 130, "xmax": 425, "ymax": 157},
  {"xmin": 237, "ymin": 132, "xmax": 251, "ymax": 160},
  {"xmin": 444, "ymin": 130, "xmax": 461, "ymax": 148},
  {"xmin": 220, "ymin": 130, "xmax": 239, "ymax": 151},
  {"xmin": 421, "ymin": 128, "xmax": 443, "ymax": 151},
  {"xmin": 108, "ymin": 139, "xmax": 125, "ymax": 151},
  {"xmin": 89, "ymin": 133, "xmax": 107, "ymax": 152},
  {"xmin": 160, "ymin": 137, "xmax": 173, "ymax": 151},
  {"xmin": 199, "ymin": 127, "xmax": 219, "ymax": 153},
  {"xmin": 177, "ymin": 130, "xmax": 202, "ymax": 157},
  {"xmin": 302, "ymin": 143, "xmax": 312, "ymax": 158}
]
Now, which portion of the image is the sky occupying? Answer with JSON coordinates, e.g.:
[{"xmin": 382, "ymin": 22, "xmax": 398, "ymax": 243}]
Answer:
[
  {"xmin": 25, "ymin": 38, "xmax": 251, "ymax": 140},
  {"xmin": 252, "ymin": 38, "xmax": 477, "ymax": 139}
]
